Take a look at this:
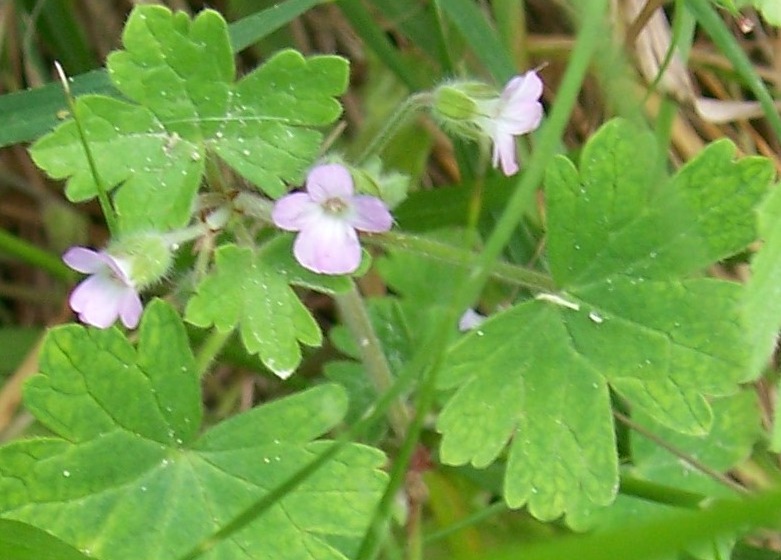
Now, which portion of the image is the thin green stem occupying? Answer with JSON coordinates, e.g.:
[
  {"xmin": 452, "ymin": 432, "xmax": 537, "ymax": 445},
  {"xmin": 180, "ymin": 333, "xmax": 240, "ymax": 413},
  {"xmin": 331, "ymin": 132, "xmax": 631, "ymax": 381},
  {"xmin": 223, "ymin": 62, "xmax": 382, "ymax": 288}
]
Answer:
[
  {"xmin": 619, "ymin": 474, "xmax": 706, "ymax": 508},
  {"xmin": 424, "ymin": 501, "xmax": 508, "ymax": 545},
  {"xmin": 233, "ymin": 192, "xmax": 273, "ymax": 222},
  {"xmin": 164, "ymin": 223, "xmax": 210, "ymax": 247},
  {"xmin": 365, "ymin": 231, "xmax": 556, "ymax": 292},
  {"xmin": 356, "ymin": 381, "xmax": 437, "ymax": 560},
  {"xmin": 232, "ymin": 192, "xmax": 557, "ymax": 292},
  {"xmin": 685, "ymin": 0, "xmax": 781, "ymax": 142},
  {"xmin": 54, "ymin": 62, "xmax": 118, "ymax": 235},
  {"xmin": 466, "ymin": 147, "xmax": 489, "ymax": 237},
  {"xmin": 614, "ymin": 411, "xmax": 748, "ymax": 495},
  {"xmin": 334, "ymin": 281, "xmax": 411, "ymax": 437},
  {"xmin": 195, "ymin": 328, "xmax": 233, "ymax": 378},
  {"xmin": 355, "ymin": 92, "xmax": 432, "ymax": 166},
  {"xmin": 0, "ymin": 228, "xmax": 72, "ymax": 281}
]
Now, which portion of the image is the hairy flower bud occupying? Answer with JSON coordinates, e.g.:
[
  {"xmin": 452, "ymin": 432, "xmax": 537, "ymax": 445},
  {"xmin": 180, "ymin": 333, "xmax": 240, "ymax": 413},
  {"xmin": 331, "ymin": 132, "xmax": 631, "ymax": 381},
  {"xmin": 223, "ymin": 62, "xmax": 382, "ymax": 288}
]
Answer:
[
  {"xmin": 431, "ymin": 72, "xmax": 544, "ymax": 175},
  {"xmin": 108, "ymin": 233, "xmax": 174, "ymax": 289}
]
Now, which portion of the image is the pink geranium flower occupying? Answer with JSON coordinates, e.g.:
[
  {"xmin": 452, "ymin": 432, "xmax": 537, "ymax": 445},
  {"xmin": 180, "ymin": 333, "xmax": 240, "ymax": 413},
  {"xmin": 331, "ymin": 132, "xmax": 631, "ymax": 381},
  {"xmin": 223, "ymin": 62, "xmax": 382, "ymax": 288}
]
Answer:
[
  {"xmin": 476, "ymin": 71, "xmax": 544, "ymax": 176},
  {"xmin": 63, "ymin": 247, "xmax": 142, "ymax": 329},
  {"xmin": 458, "ymin": 309, "xmax": 486, "ymax": 332},
  {"xmin": 272, "ymin": 163, "xmax": 393, "ymax": 275}
]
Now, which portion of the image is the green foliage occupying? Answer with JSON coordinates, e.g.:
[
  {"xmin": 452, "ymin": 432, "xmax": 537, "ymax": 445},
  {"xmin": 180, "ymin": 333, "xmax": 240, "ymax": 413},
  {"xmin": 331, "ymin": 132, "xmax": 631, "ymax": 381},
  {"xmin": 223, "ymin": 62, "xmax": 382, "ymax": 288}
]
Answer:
[
  {"xmin": 570, "ymin": 391, "xmax": 761, "ymax": 560},
  {"xmin": 0, "ymin": 300, "xmax": 387, "ymax": 560},
  {"xmin": 436, "ymin": 0, "xmax": 516, "ymax": 82},
  {"xmin": 746, "ymin": 185, "xmax": 781, "ymax": 383},
  {"xmin": 0, "ymin": 0, "xmax": 327, "ymax": 148},
  {"xmin": 185, "ymin": 237, "xmax": 354, "ymax": 377},
  {"xmin": 5, "ymin": 1, "xmax": 781, "ymax": 558},
  {"xmin": 0, "ymin": 520, "xmax": 92, "ymax": 560},
  {"xmin": 749, "ymin": 186, "xmax": 781, "ymax": 449},
  {"xmin": 479, "ymin": 488, "xmax": 781, "ymax": 560},
  {"xmin": 436, "ymin": 119, "xmax": 772, "ymax": 522},
  {"xmin": 29, "ymin": 5, "xmax": 348, "ymax": 233}
]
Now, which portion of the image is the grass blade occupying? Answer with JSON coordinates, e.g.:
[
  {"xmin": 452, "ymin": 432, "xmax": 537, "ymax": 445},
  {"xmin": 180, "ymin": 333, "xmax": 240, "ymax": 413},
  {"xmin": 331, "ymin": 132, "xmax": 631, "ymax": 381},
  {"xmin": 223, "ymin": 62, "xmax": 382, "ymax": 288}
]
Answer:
[
  {"xmin": 685, "ymin": 0, "xmax": 781, "ymax": 142},
  {"xmin": 435, "ymin": 0, "xmax": 516, "ymax": 82}
]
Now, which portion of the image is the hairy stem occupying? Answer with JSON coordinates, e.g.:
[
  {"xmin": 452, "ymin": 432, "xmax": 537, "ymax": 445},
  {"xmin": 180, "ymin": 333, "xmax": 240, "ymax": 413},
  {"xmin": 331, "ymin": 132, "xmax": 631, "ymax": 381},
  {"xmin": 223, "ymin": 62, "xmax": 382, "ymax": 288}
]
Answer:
[
  {"xmin": 355, "ymin": 92, "xmax": 433, "ymax": 166},
  {"xmin": 233, "ymin": 191, "xmax": 556, "ymax": 292},
  {"xmin": 54, "ymin": 62, "xmax": 118, "ymax": 235},
  {"xmin": 334, "ymin": 281, "xmax": 411, "ymax": 437},
  {"xmin": 195, "ymin": 327, "xmax": 233, "ymax": 378}
]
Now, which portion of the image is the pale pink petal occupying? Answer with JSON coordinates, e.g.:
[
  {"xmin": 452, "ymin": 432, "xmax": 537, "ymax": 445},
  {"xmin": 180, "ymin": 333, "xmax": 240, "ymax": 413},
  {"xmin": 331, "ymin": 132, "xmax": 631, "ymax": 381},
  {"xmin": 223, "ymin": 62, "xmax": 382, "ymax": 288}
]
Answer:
[
  {"xmin": 63, "ymin": 247, "xmax": 107, "ymax": 274},
  {"xmin": 349, "ymin": 196, "xmax": 393, "ymax": 232},
  {"xmin": 502, "ymin": 71, "xmax": 543, "ymax": 106},
  {"xmin": 117, "ymin": 290, "xmax": 143, "ymax": 328},
  {"xmin": 294, "ymin": 218, "xmax": 361, "ymax": 274},
  {"xmin": 272, "ymin": 193, "xmax": 321, "ymax": 231},
  {"xmin": 105, "ymin": 255, "xmax": 133, "ymax": 286},
  {"xmin": 69, "ymin": 275, "xmax": 123, "ymax": 328},
  {"xmin": 497, "ymin": 102, "xmax": 543, "ymax": 135},
  {"xmin": 458, "ymin": 309, "xmax": 486, "ymax": 331},
  {"xmin": 493, "ymin": 133, "xmax": 519, "ymax": 176},
  {"xmin": 306, "ymin": 163, "xmax": 354, "ymax": 202}
]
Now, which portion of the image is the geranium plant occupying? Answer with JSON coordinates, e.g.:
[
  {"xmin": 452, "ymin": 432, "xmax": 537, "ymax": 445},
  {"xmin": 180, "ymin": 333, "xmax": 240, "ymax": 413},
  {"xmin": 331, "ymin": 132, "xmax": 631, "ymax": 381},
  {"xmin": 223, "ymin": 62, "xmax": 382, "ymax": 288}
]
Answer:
[{"xmin": 0, "ymin": 2, "xmax": 780, "ymax": 560}]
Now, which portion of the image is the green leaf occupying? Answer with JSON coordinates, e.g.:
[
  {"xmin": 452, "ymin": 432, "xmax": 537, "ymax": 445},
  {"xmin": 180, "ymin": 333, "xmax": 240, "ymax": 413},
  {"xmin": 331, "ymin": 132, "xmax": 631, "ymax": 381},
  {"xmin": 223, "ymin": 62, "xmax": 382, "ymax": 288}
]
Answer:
[
  {"xmin": 547, "ymin": 125, "xmax": 770, "ymax": 285},
  {"xmin": 210, "ymin": 49, "xmax": 347, "ymax": 198},
  {"xmin": 631, "ymin": 391, "xmax": 760, "ymax": 495},
  {"xmin": 568, "ymin": 391, "xmax": 761, "ymax": 559},
  {"xmin": 29, "ymin": 6, "xmax": 348, "ymax": 232},
  {"xmin": 0, "ymin": 519, "xmax": 91, "ymax": 560},
  {"xmin": 436, "ymin": 119, "xmax": 771, "ymax": 521},
  {"xmin": 0, "ymin": 0, "xmax": 326, "ymax": 149},
  {"xmin": 185, "ymin": 243, "xmax": 322, "ymax": 377},
  {"xmin": 755, "ymin": 0, "xmax": 781, "ymax": 25},
  {"xmin": 30, "ymin": 95, "xmax": 205, "ymax": 232},
  {"xmin": 107, "ymin": 7, "xmax": 234, "ymax": 139},
  {"xmin": 438, "ymin": 303, "xmax": 617, "ymax": 521},
  {"xmin": 0, "ymin": 300, "xmax": 386, "ymax": 560},
  {"xmin": 749, "ymin": 186, "xmax": 781, "ymax": 450},
  {"xmin": 746, "ymin": 185, "xmax": 781, "ymax": 382}
]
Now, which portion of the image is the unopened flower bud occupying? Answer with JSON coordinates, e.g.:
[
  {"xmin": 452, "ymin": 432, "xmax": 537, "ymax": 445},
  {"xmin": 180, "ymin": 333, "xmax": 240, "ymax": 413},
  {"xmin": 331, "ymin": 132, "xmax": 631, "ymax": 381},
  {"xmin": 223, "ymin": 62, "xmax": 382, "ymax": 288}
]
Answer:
[
  {"xmin": 351, "ymin": 157, "xmax": 410, "ymax": 210},
  {"xmin": 431, "ymin": 82, "xmax": 495, "ymax": 140},
  {"xmin": 108, "ymin": 233, "xmax": 173, "ymax": 289},
  {"xmin": 431, "ymin": 72, "xmax": 544, "ymax": 176}
]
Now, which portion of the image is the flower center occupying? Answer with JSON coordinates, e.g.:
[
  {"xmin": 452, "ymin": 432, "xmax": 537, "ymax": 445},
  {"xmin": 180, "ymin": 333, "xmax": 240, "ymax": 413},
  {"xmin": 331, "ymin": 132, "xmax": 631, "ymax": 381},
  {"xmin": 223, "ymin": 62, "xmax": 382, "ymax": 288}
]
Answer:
[{"xmin": 322, "ymin": 197, "xmax": 348, "ymax": 215}]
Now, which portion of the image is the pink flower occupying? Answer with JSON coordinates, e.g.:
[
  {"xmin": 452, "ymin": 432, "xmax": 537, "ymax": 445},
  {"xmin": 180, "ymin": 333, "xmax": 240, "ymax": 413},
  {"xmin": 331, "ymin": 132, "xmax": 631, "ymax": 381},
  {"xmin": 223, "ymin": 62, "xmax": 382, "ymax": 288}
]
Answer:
[
  {"xmin": 458, "ymin": 309, "xmax": 486, "ymax": 332},
  {"xmin": 272, "ymin": 163, "xmax": 393, "ymax": 275},
  {"xmin": 476, "ymin": 71, "xmax": 543, "ymax": 176},
  {"xmin": 63, "ymin": 247, "xmax": 142, "ymax": 329}
]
